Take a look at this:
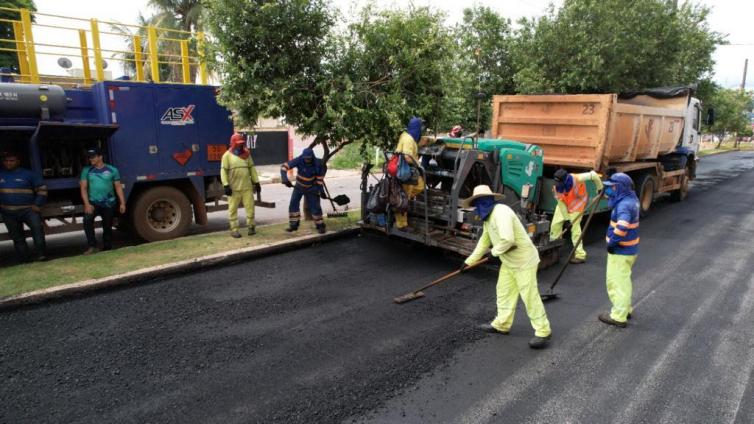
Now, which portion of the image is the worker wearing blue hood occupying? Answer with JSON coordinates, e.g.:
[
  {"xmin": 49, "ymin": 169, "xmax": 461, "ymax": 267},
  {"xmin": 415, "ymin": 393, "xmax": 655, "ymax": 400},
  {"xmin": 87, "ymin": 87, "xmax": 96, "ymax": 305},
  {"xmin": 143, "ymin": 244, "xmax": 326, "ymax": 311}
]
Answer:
[
  {"xmin": 599, "ymin": 172, "xmax": 640, "ymax": 328},
  {"xmin": 280, "ymin": 148, "xmax": 327, "ymax": 234},
  {"xmin": 393, "ymin": 117, "xmax": 427, "ymax": 229}
]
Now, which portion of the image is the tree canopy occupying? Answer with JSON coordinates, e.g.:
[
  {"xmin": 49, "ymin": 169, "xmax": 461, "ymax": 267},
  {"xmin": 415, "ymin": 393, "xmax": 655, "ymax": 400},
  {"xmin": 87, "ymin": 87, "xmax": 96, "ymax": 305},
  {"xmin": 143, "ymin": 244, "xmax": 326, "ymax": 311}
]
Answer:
[
  {"xmin": 0, "ymin": 0, "xmax": 36, "ymax": 72},
  {"xmin": 204, "ymin": 0, "xmax": 727, "ymax": 161},
  {"xmin": 512, "ymin": 0, "xmax": 724, "ymax": 94}
]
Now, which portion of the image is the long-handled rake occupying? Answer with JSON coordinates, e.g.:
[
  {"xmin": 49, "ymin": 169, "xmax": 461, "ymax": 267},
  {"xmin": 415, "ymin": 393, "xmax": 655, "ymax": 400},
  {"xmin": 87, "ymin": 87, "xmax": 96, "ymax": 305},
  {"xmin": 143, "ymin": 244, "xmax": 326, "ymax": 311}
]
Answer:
[
  {"xmin": 541, "ymin": 190, "xmax": 605, "ymax": 301},
  {"xmin": 394, "ymin": 257, "xmax": 489, "ymax": 304}
]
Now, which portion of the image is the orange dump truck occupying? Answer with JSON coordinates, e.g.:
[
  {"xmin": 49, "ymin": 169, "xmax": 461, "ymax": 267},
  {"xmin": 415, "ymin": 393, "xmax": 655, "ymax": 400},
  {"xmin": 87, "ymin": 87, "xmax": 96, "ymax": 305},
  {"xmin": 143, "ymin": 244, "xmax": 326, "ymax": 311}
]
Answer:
[{"xmin": 490, "ymin": 87, "xmax": 706, "ymax": 215}]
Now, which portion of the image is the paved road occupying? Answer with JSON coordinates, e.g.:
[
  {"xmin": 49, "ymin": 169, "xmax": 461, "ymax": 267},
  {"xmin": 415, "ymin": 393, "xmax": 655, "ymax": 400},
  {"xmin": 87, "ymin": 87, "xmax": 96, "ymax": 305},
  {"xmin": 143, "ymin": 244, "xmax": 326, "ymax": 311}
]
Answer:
[
  {"xmin": 2, "ymin": 152, "xmax": 754, "ymax": 423},
  {"xmin": 0, "ymin": 172, "xmax": 367, "ymax": 266}
]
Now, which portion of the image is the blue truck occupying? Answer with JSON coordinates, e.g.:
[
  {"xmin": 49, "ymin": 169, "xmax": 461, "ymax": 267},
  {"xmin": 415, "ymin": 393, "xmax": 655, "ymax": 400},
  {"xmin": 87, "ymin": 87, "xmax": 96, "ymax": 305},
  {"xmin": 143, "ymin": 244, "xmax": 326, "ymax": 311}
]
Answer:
[{"xmin": 0, "ymin": 81, "xmax": 242, "ymax": 242}]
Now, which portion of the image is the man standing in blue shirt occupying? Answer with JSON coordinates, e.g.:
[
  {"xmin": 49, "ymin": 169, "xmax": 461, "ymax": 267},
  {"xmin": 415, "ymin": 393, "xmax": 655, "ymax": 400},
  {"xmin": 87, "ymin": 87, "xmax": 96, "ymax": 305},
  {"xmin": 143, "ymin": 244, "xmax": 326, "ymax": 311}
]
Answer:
[
  {"xmin": 0, "ymin": 151, "xmax": 47, "ymax": 262},
  {"xmin": 79, "ymin": 147, "xmax": 126, "ymax": 254}
]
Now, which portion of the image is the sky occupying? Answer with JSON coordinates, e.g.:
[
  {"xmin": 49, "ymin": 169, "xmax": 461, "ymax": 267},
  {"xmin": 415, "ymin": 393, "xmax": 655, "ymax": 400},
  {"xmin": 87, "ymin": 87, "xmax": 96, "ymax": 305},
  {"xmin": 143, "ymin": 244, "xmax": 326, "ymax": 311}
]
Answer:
[{"xmin": 29, "ymin": 0, "xmax": 754, "ymax": 89}]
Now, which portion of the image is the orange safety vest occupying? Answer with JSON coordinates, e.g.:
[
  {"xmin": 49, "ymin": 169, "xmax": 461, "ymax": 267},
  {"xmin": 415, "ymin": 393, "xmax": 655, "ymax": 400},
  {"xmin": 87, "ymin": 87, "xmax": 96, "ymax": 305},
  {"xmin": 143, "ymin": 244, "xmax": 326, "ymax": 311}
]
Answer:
[{"xmin": 554, "ymin": 180, "xmax": 588, "ymax": 213}]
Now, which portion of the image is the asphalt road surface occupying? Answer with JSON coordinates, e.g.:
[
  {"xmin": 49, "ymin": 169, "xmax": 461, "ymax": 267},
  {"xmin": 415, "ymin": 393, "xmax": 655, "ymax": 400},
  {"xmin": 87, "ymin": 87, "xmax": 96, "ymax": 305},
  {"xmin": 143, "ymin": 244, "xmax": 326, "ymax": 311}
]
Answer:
[
  {"xmin": 2, "ymin": 152, "xmax": 754, "ymax": 423},
  {"xmin": 0, "ymin": 172, "xmax": 366, "ymax": 266}
]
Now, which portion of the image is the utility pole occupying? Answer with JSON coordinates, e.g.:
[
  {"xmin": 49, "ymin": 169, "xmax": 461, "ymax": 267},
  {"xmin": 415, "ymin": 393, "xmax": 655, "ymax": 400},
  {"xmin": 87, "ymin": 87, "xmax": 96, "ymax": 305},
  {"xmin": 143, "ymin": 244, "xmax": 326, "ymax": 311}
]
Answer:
[{"xmin": 741, "ymin": 58, "xmax": 748, "ymax": 92}]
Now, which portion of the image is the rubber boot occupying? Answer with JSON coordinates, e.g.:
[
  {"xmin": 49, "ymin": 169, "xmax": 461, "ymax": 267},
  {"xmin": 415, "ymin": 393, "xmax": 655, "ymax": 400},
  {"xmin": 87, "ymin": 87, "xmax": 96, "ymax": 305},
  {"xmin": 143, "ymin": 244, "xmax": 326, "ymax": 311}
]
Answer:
[
  {"xmin": 478, "ymin": 323, "xmax": 510, "ymax": 335},
  {"xmin": 528, "ymin": 334, "xmax": 551, "ymax": 349},
  {"xmin": 286, "ymin": 222, "xmax": 299, "ymax": 233},
  {"xmin": 231, "ymin": 231, "xmax": 241, "ymax": 239},
  {"xmin": 598, "ymin": 313, "xmax": 627, "ymax": 328},
  {"xmin": 248, "ymin": 226, "xmax": 256, "ymax": 236},
  {"xmin": 316, "ymin": 224, "xmax": 326, "ymax": 234}
]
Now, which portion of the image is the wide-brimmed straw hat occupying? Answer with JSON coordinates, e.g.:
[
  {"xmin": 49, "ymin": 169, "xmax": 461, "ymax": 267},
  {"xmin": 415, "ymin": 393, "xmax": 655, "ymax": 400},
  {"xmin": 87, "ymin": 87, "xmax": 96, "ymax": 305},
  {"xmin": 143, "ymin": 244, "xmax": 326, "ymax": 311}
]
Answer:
[{"xmin": 461, "ymin": 185, "xmax": 505, "ymax": 208}]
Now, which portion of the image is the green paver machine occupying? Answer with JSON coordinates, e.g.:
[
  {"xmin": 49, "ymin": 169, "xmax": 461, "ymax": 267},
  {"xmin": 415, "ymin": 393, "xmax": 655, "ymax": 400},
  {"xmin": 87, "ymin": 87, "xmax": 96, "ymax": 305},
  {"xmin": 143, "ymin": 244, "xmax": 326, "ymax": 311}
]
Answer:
[{"xmin": 360, "ymin": 137, "xmax": 562, "ymax": 268}]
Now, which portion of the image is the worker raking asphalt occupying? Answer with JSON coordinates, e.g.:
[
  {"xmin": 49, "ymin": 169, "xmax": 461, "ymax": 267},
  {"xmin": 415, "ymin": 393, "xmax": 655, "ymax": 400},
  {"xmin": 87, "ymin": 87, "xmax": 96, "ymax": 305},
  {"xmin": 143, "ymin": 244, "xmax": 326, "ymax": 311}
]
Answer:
[{"xmin": 3, "ymin": 152, "xmax": 754, "ymax": 423}]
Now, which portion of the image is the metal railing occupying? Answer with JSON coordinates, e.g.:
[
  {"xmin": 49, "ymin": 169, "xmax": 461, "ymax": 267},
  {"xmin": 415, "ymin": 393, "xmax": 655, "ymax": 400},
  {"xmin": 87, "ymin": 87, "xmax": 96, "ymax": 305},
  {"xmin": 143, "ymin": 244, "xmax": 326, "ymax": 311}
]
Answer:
[{"xmin": 0, "ymin": 7, "xmax": 209, "ymax": 86}]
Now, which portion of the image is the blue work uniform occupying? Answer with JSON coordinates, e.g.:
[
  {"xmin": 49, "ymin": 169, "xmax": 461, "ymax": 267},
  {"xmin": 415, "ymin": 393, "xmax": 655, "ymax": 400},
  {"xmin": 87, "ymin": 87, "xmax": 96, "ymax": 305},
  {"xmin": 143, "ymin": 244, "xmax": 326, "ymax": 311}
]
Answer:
[
  {"xmin": 280, "ymin": 148, "xmax": 326, "ymax": 231},
  {"xmin": 0, "ymin": 167, "xmax": 47, "ymax": 261},
  {"xmin": 604, "ymin": 173, "xmax": 640, "ymax": 322}
]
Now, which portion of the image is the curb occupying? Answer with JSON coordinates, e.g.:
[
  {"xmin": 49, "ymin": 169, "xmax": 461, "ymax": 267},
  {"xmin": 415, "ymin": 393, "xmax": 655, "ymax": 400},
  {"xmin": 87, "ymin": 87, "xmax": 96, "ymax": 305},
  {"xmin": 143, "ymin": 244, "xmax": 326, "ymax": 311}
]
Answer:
[{"xmin": 0, "ymin": 228, "xmax": 360, "ymax": 311}]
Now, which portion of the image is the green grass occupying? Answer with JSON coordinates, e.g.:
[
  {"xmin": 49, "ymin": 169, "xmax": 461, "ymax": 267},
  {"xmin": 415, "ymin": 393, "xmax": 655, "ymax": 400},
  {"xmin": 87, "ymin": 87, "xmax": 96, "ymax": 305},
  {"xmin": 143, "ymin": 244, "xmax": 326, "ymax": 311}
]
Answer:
[
  {"xmin": 0, "ymin": 212, "xmax": 360, "ymax": 299},
  {"xmin": 698, "ymin": 143, "xmax": 754, "ymax": 157},
  {"xmin": 329, "ymin": 143, "xmax": 384, "ymax": 170}
]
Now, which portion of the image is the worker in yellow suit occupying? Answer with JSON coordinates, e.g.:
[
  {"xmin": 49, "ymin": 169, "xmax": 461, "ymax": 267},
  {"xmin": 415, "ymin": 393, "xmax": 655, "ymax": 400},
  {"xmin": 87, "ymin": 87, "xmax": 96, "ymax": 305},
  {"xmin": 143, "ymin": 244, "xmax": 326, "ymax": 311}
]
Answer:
[
  {"xmin": 461, "ymin": 185, "xmax": 552, "ymax": 349},
  {"xmin": 550, "ymin": 169, "xmax": 603, "ymax": 264},
  {"xmin": 221, "ymin": 133, "xmax": 260, "ymax": 238},
  {"xmin": 393, "ymin": 117, "xmax": 426, "ymax": 229}
]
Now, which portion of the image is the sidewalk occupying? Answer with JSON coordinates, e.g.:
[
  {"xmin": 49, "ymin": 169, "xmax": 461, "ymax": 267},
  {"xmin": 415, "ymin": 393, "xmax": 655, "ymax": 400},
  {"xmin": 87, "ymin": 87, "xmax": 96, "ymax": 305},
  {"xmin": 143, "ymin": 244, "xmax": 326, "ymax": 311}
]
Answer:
[{"xmin": 256, "ymin": 165, "xmax": 361, "ymax": 185}]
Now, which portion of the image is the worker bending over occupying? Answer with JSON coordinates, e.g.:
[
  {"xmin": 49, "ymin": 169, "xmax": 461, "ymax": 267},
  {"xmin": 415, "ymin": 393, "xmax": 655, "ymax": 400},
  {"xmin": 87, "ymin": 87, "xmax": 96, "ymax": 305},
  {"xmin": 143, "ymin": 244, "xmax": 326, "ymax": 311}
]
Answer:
[
  {"xmin": 281, "ymin": 148, "xmax": 327, "ymax": 234},
  {"xmin": 221, "ymin": 133, "xmax": 260, "ymax": 238},
  {"xmin": 461, "ymin": 185, "xmax": 552, "ymax": 349},
  {"xmin": 599, "ymin": 173, "xmax": 640, "ymax": 328},
  {"xmin": 550, "ymin": 169, "xmax": 603, "ymax": 264},
  {"xmin": 393, "ymin": 117, "xmax": 426, "ymax": 230}
]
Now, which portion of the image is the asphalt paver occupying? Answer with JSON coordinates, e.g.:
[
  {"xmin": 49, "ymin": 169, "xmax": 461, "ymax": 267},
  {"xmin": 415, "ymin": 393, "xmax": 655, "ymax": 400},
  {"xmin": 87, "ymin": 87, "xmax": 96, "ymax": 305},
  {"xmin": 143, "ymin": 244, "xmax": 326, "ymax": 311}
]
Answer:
[{"xmin": 3, "ymin": 152, "xmax": 754, "ymax": 423}]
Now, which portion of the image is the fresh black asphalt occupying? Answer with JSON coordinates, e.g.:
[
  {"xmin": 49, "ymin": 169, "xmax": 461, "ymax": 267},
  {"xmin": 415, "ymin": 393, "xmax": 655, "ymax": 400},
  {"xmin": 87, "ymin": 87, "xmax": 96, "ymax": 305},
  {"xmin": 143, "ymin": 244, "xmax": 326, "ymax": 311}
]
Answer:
[{"xmin": 2, "ymin": 152, "xmax": 754, "ymax": 423}]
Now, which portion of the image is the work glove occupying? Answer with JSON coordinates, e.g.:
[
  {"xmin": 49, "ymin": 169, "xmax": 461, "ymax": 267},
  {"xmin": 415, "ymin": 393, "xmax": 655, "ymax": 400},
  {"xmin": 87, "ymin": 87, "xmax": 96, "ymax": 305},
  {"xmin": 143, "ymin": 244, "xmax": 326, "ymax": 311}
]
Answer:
[
  {"xmin": 319, "ymin": 191, "xmax": 328, "ymax": 200},
  {"xmin": 254, "ymin": 183, "xmax": 262, "ymax": 196},
  {"xmin": 284, "ymin": 180, "xmax": 294, "ymax": 188},
  {"xmin": 607, "ymin": 245, "xmax": 616, "ymax": 254},
  {"xmin": 224, "ymin": 185, "xmax": 232, "ymax": 196}
]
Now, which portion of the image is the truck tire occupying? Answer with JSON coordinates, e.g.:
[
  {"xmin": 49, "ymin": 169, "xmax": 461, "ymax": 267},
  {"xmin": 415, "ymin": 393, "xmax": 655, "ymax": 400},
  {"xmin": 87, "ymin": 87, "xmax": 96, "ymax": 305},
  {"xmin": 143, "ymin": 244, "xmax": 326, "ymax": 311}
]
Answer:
[
  {"xmin": 635, "ymin": 173, "xmax": 655, "ymax": 217},
  {"xmin": 670, "ymin": 166, "xmax": 690, "ymax": 202},
  {"xmin": 132, "ymin": 186, "xmax": 192, "ymax": 242}
]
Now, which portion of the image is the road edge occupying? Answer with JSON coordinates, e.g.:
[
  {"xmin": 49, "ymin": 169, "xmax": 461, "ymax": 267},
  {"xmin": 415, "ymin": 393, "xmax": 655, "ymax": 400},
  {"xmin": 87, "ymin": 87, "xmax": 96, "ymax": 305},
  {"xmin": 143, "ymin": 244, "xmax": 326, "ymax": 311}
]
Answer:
[{"xmin": 0, "ymin": 228, "xmax": 359, "ymax": 311}]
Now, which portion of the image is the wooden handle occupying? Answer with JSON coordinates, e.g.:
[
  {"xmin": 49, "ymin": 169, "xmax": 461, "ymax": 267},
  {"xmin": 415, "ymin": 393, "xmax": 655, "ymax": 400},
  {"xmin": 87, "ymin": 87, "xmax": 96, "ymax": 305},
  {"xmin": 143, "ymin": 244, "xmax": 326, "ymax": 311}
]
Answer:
[{"xmin": 412, "ymin": 257, "xmax": 490, "ymax": 294}]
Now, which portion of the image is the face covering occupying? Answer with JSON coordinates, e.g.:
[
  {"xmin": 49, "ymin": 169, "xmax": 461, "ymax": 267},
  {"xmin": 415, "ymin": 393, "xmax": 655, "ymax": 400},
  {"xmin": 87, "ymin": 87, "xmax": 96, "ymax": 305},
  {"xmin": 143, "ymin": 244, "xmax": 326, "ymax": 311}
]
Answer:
[{"xmin": 473, "ymin": 196, "xmax": 496, "ymax": 221}]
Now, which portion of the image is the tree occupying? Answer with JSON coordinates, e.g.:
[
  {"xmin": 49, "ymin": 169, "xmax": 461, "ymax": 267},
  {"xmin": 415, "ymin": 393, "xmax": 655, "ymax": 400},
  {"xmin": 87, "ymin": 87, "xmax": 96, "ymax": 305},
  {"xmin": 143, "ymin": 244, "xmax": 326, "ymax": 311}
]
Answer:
[
  {"xmin": 206, "ymin": 1, "xmax": 454, "ymax": 161},
  {"xmin": 342, "ymin": 6, "xmax": 454, "ymax": 151},
  {"xmin": 110, "ymin": 13, "xmax": 191, "ymax": 83},
  {"xmin": 446, "ymin": 6, "xmax": 515, "ymax": 133},
  {"xmin": 703, "ymin": 87, "xmax": 753, "ymax": 148},
  {"xmin": 512, "ymin": 0, "xmax": 724, "ymax": 94},
  {"xmin": 0, "ymin": 0, "xmax": 35, "ymax": 72},
  {"xmin": 111, "ymin": 1, "xmax": 202, "ymax": 83}
]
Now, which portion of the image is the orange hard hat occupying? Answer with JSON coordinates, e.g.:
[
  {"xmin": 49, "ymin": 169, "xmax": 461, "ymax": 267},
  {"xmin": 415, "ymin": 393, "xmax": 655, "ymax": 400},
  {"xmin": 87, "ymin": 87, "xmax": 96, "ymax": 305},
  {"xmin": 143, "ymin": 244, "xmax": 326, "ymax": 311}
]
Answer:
[{"xmin": 230, "ymin": 133, "xmax": 246, "ymax": 145}]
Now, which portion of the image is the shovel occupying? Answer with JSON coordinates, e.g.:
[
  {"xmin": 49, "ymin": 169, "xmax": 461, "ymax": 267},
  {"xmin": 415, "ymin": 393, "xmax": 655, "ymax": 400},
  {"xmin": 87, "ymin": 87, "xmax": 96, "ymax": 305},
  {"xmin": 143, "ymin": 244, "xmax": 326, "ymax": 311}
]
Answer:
[
  {"xmin": 394, "ymin": 257, "xmax": 489, "ymax": 304},
  {"xmin": 322, "ymin": 180, "xmax": 350, "ymax": 218},
  {"xmin": 541, "ymin": 190, "xmax": 605, "ymax": 301}
]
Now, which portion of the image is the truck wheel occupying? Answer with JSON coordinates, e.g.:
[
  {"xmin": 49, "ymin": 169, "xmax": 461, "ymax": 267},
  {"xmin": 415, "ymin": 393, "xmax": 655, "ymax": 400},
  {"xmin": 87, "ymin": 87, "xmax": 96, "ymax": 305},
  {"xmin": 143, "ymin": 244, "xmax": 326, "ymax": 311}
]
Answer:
[
  {"xmin": 670, "ymin": 167, "xmax": 690, "ymax": 202},
  {"xmin": 132, "ymin": 186, "xmax": 192, "ymax": 242},
  {"xmin": 636, "ymin": 173, "xmax": 655, "ymax": 217}
]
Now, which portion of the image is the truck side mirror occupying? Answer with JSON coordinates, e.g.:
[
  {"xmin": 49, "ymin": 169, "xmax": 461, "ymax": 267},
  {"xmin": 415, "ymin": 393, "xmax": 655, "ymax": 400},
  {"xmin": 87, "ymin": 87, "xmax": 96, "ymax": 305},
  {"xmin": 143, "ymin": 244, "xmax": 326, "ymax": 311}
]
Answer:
[{"xmin": 705, "ymin": 108, "xmax": 715, "ymax": 127}]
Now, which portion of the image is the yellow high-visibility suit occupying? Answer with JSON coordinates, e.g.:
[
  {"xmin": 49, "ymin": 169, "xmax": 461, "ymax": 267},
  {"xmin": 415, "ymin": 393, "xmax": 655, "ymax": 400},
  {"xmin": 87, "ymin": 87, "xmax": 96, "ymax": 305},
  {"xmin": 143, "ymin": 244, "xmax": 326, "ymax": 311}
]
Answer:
[
  {"xmin": 550, "ymin": 170, "xmax": 604, "ymax": 261},
  {"xmin": 221, "ymin": 150, "xmax": 259, "ymax": 233},
  {"xmin": 465, "ymin": 204, "xmax": 552, "ymax": 337},
  {"xmin": 394, "ymin": 131, "xmax": 425, "ymax": 228}
]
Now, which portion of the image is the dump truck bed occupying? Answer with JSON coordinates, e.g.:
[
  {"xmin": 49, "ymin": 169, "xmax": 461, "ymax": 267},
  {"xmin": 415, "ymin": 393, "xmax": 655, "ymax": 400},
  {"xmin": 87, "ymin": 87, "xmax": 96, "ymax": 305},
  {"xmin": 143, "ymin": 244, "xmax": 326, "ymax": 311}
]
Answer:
[{"xmin": 491, "ymin": 94, "xmax": 686, "ymax": 171}]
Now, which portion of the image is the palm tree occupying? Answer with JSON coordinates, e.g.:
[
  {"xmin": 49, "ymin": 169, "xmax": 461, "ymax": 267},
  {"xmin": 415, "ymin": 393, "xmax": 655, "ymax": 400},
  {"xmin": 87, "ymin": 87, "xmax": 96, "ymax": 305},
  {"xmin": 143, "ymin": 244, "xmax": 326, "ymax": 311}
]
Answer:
[{"xmin": 109, "ymin": 12, "xmax": 194, "ymax": 83}]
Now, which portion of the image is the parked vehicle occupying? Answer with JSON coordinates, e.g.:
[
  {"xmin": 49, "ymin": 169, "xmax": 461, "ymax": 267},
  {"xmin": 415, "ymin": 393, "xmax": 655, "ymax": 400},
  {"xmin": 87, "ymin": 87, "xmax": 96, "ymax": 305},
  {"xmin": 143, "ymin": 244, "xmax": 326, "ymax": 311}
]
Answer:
[
  {"xmin": 0, "ymin": 81, "xmax": 267, "ymax": 242},
  {"xmin": 491, "ymin": 87, "xmax": 709, "ymax": 215}
]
